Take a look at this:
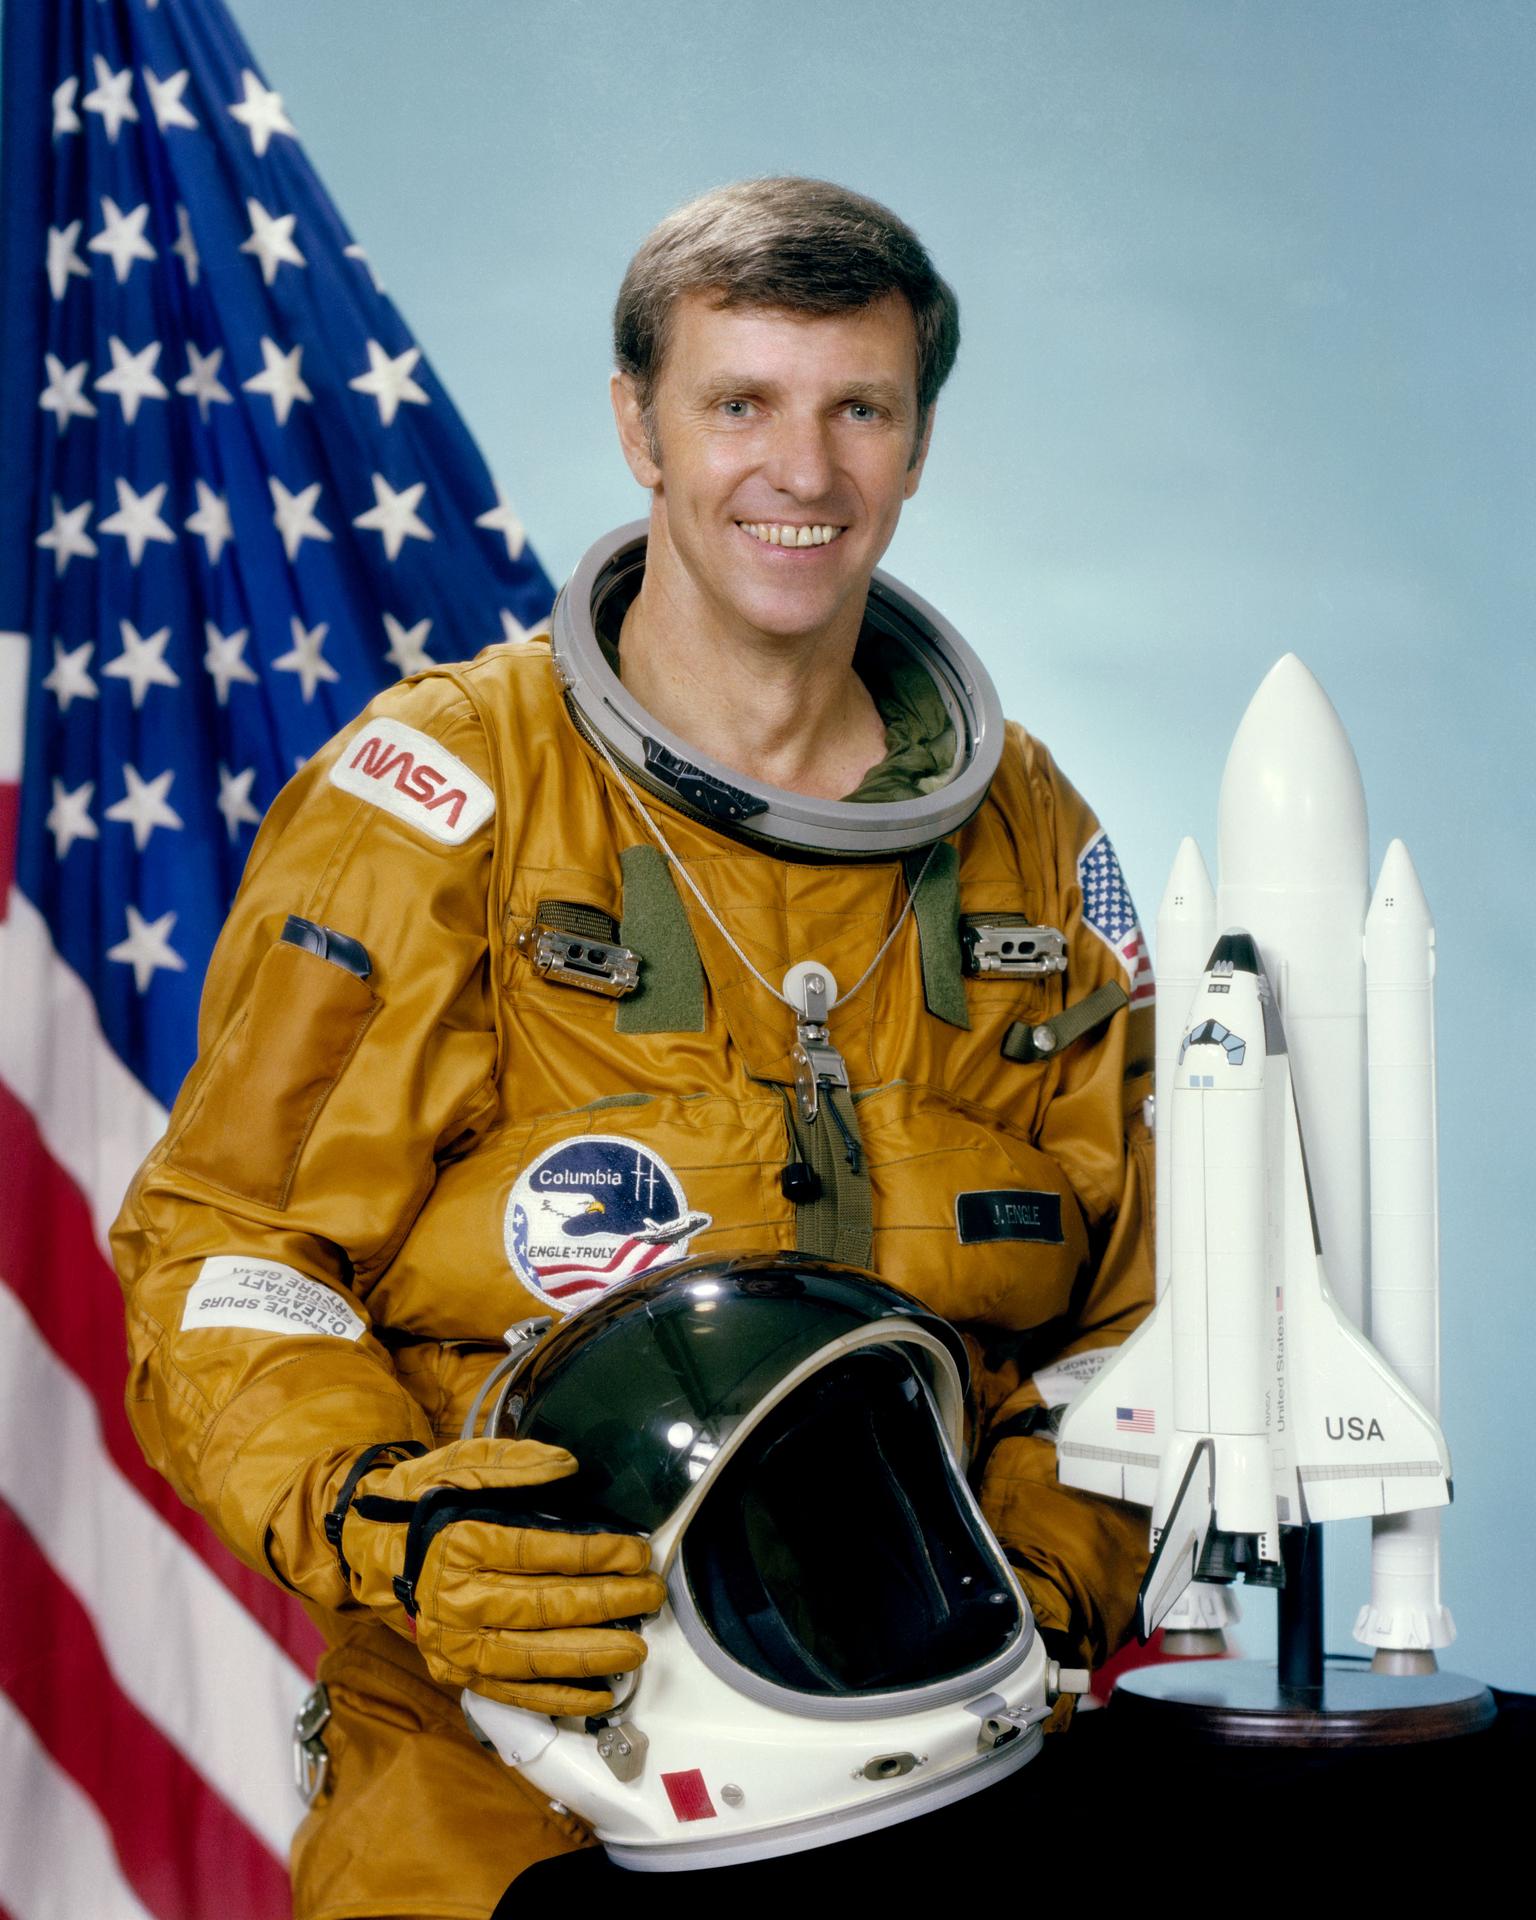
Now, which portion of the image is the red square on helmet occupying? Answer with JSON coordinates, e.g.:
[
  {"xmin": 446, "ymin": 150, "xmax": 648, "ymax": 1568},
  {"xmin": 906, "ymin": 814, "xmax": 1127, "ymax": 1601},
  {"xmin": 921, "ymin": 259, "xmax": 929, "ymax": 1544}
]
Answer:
[{"xmin": 660, "ymin": 1769, "xmax": 717, "ymax": 1822}]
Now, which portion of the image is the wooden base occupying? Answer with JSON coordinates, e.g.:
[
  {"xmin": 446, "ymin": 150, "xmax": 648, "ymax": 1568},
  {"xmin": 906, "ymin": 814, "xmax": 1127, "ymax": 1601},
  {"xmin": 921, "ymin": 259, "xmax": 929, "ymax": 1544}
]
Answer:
[{"xmin": 1112, "ymin": 1656, "xmax": 1496, "ymax": 1748}]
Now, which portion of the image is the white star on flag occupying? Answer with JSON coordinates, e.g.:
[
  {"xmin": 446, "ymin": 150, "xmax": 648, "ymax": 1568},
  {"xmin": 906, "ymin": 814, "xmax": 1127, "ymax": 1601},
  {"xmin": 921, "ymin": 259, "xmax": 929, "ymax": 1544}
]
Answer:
[
  {"xmin": 203, "ymin": 623, "xmax": 259, "ymax": 704},
  {"xmin": 243, "ymin": 337, "xmax": 312, "ymax": 426},
  {"xmin": 176, "ymin": 343, "xmax": 232, "ymax": 421},
  {"xmin": 105, "ymin": 765, "xmax": 185, "ymax": 852},
  {"xmin": 349, "ymin": 342, "xmax": 429, "ymax": 427},
  {"xmin": 81, "ymin": 55, "xmax": 139, "ymax": 143},
  {"xmin": 217, "ymin": 765, "xmax": 264, "ymax": 841},
  {"xmin": 353, "ymin": 473, "xmax": 434, "ymax": 561},
  {"xmin": 107, "ymin": 905, "xmax": 187, "ymax": 994},
  {"xmin": 186, "ymin": 481, "xmax": 235, "ymax": 565},
  {"xmin": 476, "ymin": 493, "xmax": 527, "ymax": 561},
  {"xmin": 52, "ymin": 76, "xmax": 81, "ymax": 138},
  {"xmin": 46, "ymin": 778, "xmax": 98, "ymax": 860},
  {"xmin": 500, "ymin": 609, "xmax": 528, "ymax": 643},
  {"xmin": 382, "ymin": 612, "xmax": 434, "ymax": 676},
  {"xmin": 143, "ymin": 67, "xmax": 199, "ymax": 133},
  {"xmin": 102, "ymin": 619, "xmax": 180, "ymax": 708},
  {"xmin": 343, "ymin": 243, "xmax": 385, "ymax": 293},
  {"xmin": 46, "ymin": 221, "xmax": 91, "ymax": 302},
  {"xmin": 94, "ymin": 336, "xmax": 169, "ymax": 426},
  {"xmin": 99, "ymin": 478, "xmax": 176, "ymax": 567},
  {"xmin": 241, "ymin": 197, "xmax": 306, "ymax": 287},
  {"xmin": 88, "ymin": 196, "xmax": 157, "ymax": 284},
  {"xmin": 173, "ymin": 203, "xmax": 201, "ymax": 285},
  {"xmin": 35, "ymin": 496, "xmax": 97, "ymax": 575},
  {"xmin": 41, "ymin": 637, "xmax": 98, "ymax": 712},
  {"xmin": 268, "ymin": 476, "xmax": 332, "ymax": 561},
  {"xmin": 228, "ymin": 68, "xmax": 298, "ymax": 156},
  {"xmin": 273, "ymin": 616, "xmax": 338, "ymax": 702},
  {"xmin": 38, "ymin": 354, "xmax": 97, "ymax": 434}
]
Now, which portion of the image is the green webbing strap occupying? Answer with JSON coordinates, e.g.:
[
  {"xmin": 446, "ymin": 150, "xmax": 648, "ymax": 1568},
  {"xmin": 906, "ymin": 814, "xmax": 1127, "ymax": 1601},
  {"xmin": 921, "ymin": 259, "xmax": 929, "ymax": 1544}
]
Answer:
[
  {"xmin": 615, "ymin": 845, "xmax": 707, "ymax": 1034},
  {"xmin": 903, "ymin": 842, "xmax": 969, "ymax": 1031},
  {"xmin": 1002, "ymin": 979, "xmax": 1129, "ymax": 1064},
  {"xmin": 535, "ymin": 899, "xmax": 619, "ymax": 943},
  {"xmin": 824, "ymin": 1085, "xmax": 873, "ymax": 1268},
  {"xmin": 782, "ymin": 1086, "xmax": 873, "ymax": 1270}
]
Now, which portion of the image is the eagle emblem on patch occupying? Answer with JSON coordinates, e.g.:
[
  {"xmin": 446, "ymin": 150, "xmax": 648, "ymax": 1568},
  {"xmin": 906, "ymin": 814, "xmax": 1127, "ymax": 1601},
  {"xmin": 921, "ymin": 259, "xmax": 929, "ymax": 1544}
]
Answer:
[{"xmin": 504, "ymin": 1134, "xmax": 711, "ymax": 1310}]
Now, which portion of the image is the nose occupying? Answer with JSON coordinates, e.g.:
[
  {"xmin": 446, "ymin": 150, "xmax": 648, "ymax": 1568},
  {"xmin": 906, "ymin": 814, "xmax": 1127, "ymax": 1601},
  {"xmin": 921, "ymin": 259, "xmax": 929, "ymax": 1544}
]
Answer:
[{"xmin": 762, "ymin": 408, "xmax": 836, "ymax": 503}]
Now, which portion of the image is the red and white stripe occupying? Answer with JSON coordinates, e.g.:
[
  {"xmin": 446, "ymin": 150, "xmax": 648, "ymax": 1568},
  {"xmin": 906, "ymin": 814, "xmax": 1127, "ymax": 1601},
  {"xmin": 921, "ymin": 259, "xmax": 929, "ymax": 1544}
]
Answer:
[{"xmin": 2, "ymin": 629, "xmax": 316, "ymax": 1918}]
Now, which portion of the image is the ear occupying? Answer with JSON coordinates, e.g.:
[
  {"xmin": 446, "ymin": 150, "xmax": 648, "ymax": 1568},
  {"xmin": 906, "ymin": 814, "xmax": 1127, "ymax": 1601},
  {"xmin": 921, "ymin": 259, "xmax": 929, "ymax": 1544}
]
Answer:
[
  {"xmin": 903, "ymin": 405, "xmax": 935, "ymax": 500},
  {"xmin": 611, "ymin": 373, "xmax": 663, "ymax": 490}
]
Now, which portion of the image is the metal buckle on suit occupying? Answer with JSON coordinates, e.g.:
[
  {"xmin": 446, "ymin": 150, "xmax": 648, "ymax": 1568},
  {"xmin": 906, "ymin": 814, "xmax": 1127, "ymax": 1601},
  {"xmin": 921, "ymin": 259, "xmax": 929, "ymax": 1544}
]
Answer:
[
  {"xmin": 517, "ymin": 923, "xmax": 640, "ymax": 998},
  {"xmin": 960, "ymin": 917, "xmax": 1068, "ymax": 979},
  {"xmin": 293, "ymin": 1681, "xmax": 332, "ymax": 1806}
]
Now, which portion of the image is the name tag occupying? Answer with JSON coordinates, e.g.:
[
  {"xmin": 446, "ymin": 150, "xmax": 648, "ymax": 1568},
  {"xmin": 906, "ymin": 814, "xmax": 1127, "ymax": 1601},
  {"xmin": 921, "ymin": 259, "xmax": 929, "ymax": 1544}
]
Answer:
[{"xmin": 954, "ymin": 1189, "xmax": 1064, "ymax": 1245}]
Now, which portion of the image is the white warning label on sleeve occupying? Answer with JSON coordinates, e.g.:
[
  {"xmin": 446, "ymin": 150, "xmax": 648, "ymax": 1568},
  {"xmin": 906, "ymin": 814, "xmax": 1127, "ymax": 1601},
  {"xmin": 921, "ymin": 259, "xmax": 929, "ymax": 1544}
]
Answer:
[
  {"xmin": 181, "ymin": 1257, "xmax": 366, "ymax": 1341},
  {"xmin": 1031, "ymin": 1349, "xmax": 1113, "ymax": 1408}
]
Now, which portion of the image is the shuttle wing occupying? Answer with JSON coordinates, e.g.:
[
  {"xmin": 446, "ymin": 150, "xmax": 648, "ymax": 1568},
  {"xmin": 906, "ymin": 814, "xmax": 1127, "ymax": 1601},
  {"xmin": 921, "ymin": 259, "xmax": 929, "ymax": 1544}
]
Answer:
[
  {"xmin": 1276, "ymin": 1069, "xmax": 1452, "ymax": 1524},
  {"xmin": 1055, "ymin": 1301, "xmax": 1169, "ymax": 1508},
  {"xmin": 1283, "ymin": 1268, "xmax": 1451, "ymax": 1522}
]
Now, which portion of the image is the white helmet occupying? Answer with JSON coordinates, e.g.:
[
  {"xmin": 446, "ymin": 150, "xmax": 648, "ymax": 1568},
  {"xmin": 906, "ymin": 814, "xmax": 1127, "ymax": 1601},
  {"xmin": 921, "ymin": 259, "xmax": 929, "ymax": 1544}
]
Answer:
[{"xmin": 461, "ymin": 1255, "xmax": 1059, "ymax": 1872}]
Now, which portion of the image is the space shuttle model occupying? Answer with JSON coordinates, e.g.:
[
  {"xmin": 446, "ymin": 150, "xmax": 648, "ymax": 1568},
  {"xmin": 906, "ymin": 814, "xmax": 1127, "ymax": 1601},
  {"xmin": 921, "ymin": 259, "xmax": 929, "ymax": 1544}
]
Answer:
[{"xmin": 1058, "ymin": 657, "xmax": 1454, "ymax": 1654}]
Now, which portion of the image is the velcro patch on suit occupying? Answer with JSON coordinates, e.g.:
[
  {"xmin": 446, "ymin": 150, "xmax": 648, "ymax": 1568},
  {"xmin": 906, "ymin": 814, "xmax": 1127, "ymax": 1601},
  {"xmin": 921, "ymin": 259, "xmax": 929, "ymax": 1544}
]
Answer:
[
  {"xmin": 1031, "ymin": 1349, "xmax": 1112, "ymax": 1407},
  {"xmin": 329, "ymin": 716, "xmax": 494, "ymax": 845},
  {"xmin": 955, "ymin": 1189, "xmax": 1064, "ymax": 1245},
  {"xmin": 181, "ymin": 1257, "xmax": 366, "ymax": 1340}
]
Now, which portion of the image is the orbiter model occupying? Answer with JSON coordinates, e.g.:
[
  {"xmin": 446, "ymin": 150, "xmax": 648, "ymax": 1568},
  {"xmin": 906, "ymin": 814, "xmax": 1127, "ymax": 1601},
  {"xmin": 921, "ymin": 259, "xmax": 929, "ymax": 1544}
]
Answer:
[
  {"xmin": 1058, "ymin": 656, "xmax": 1456, "ymax": 1656},
  {"xmin": 1059, "ymin": 926, "xmax": 1449, "ymax": 1637}
]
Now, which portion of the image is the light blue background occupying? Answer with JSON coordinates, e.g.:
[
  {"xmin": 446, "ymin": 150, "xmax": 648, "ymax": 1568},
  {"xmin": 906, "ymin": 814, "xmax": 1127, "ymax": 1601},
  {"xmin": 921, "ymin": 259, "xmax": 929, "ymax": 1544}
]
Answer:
[{"xmin": 238, "ymin": 0, "xmax": 1533, "ymax": 1687}]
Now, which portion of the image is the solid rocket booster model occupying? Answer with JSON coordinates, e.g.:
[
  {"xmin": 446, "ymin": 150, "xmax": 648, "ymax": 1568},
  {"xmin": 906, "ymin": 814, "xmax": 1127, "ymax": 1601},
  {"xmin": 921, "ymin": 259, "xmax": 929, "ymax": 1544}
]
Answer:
[
  {"xmin": 1357, "ymin": 839, "xmax": 1454, "ymax": 1656},
  {"xmin": 1058, "ymin": 928, "xmax": 1450, "ymax": 1638}
]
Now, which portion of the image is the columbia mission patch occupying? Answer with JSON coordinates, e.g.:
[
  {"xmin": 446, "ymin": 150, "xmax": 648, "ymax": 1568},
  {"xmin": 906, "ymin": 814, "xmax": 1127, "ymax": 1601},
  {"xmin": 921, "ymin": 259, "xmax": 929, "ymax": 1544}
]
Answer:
[
  {"xmin": 505, "ymin": 1134, "xmax": 712, "ymax": 1310},
  {"xmin": 329, "ymin": 716, "xmax": 494, "ymax": 845},
  {"xmin": 1077, "ymin": 828, "xmax": 1154, "ymax": 1006},
  {"xmin": 955, "ymin": 1189, "xmax": 1064, "ymax": 1245}
]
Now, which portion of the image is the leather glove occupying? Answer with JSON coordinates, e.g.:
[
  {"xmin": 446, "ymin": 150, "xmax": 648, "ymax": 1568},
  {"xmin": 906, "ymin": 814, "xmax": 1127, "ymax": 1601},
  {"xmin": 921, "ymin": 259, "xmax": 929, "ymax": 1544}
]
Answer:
[{"xmin": 332, "ymin": 1437, "xmax": 667, "ymax": 1714}]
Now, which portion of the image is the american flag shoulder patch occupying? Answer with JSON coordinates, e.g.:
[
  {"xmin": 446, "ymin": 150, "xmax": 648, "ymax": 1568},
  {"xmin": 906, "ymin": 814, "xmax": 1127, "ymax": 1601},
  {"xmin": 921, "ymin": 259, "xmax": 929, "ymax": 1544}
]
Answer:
[{"xmin": 1078, "ymin": 829, "xmax": 1155, "ymax": 1007}]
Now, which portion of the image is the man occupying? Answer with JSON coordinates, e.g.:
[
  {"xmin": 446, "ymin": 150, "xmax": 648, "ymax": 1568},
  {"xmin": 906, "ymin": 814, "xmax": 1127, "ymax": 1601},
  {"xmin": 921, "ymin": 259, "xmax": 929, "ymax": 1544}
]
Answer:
[{"xmin": 114, "ymin": 177, "xmax": 1153, "ymax": 1916}]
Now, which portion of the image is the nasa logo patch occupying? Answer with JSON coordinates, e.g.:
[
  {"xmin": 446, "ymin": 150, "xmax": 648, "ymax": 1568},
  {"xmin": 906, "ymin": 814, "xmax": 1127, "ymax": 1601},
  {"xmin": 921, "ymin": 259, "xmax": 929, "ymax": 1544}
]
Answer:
[
  {"xmin": 504, "ymin": 1134, "xmax": 711, "ymax": 1310},
  {"xmin": 328, "ymin": 716, "xmax": 494, "ymax": 846}
]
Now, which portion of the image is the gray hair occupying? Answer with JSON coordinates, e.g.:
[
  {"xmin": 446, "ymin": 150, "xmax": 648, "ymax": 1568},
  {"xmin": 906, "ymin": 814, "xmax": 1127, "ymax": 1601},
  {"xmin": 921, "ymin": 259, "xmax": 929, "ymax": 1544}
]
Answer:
[{"xmin": 614, "ymin": 177, "xmax": 960, "ymax": 446}]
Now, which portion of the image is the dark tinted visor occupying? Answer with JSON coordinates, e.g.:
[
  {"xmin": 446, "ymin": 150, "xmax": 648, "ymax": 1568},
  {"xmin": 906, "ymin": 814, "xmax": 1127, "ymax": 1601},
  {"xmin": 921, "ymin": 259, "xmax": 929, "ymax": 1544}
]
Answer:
[
  {"xmin": 681, "ymin": 1348, "xmax": 1022, "ymax": 1696},
  {"xmin": 495, "ymin": 1255, "xmax": 969, "ymax": 1534}
]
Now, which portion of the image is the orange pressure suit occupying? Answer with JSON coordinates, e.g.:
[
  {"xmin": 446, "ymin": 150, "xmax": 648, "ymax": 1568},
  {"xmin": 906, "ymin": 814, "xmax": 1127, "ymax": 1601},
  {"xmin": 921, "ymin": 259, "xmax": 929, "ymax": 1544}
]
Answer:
[{"xmin": 114, "ymin": 633, "xmax": 1153, "ymax": 1919}]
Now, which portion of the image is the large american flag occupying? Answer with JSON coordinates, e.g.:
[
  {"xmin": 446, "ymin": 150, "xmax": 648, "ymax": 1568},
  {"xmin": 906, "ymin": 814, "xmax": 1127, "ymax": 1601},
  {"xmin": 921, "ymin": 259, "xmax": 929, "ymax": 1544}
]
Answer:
[{"xmin": 0, "ymin": 3, "xmax": 554, "ymax": 1913}]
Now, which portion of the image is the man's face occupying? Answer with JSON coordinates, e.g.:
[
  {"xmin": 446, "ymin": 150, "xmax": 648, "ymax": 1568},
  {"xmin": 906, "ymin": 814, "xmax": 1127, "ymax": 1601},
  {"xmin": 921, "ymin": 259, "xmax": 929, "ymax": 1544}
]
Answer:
[{"xmin": 614, "ymin": 291, "xmax": 930, "ymax": 650}]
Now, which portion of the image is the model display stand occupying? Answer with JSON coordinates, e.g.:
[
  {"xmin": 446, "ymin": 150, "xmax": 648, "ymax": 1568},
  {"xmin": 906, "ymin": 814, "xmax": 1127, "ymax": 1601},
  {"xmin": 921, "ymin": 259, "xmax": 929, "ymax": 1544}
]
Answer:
[{"xmin": 1113, "ymin": 1529, "xmax": 1494, "ymax": 1745}]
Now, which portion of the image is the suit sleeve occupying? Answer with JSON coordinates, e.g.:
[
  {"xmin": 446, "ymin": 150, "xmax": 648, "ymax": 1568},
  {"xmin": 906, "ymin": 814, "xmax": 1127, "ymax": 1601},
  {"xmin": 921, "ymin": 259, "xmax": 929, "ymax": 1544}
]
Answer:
[
  {"xmin": 977, "ymin": 739, "xmax": 1155, "ymax": 1668},
  {"xmin": 112, "ymin": 672, "xmax": 502, "ymax": 1611}
]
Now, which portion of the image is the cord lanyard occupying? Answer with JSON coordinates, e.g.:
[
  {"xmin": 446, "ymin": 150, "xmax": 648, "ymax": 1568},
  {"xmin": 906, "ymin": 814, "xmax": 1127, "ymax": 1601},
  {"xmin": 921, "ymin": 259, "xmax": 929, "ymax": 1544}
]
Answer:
[{"xmin": 587, "ymin": 728, "xmax": 938, "ymax": 1123}]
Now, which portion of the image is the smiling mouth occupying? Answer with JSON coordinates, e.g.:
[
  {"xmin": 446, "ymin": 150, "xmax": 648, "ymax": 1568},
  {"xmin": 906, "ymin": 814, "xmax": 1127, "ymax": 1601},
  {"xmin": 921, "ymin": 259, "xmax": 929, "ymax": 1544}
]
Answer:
[{"xmin": 737, "ymin": 521, "xmax": 846, "ymax": 548}]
